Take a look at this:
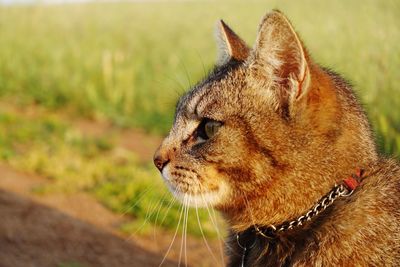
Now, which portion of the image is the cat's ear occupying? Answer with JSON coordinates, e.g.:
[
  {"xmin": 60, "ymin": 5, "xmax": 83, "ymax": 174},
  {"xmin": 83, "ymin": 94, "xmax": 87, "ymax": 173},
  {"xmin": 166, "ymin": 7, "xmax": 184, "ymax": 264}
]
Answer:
[
  {"xmin": 216, "ymin": 20, "xmax": 250, "ymax": 65},
  {"xmin": 251, "ymin": 10, "xmax": 311, "ymax": 110}
]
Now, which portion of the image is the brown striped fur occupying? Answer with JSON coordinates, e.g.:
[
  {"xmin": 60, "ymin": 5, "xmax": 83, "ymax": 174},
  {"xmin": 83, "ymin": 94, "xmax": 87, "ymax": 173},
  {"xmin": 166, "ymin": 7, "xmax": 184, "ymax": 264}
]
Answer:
[{"xmin": 154, "ymin": 10, "xmax": 400, "ymax": 266}]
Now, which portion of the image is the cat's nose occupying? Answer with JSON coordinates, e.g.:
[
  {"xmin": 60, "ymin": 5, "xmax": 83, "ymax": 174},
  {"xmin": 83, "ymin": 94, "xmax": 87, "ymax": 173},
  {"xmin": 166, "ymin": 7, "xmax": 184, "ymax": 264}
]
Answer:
[{"xmin": 153, "ymin": 150, "xmax": 170, "ymax": 172}]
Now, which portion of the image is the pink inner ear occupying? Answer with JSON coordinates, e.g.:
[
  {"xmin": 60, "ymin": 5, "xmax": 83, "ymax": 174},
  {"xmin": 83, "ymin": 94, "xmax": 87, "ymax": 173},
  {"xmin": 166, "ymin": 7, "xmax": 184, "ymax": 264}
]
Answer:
[
  {"xmin": 296, "ymin": 64, "xmax": 308, "ymax": 99},
  {"xmin": 272, "ymin": 45, "xmax": 304, "ymax": 90},
  {"xmin": 253, "ymin": 11, "xmax": 309, "ymax": 96}
]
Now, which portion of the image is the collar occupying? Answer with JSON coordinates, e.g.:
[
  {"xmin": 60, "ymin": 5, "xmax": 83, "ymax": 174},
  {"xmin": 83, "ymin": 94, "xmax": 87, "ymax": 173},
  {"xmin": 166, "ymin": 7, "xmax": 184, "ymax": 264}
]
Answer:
[{"xmin": 236, "ymin": 169, "xmax": 365, "ymax": 264}]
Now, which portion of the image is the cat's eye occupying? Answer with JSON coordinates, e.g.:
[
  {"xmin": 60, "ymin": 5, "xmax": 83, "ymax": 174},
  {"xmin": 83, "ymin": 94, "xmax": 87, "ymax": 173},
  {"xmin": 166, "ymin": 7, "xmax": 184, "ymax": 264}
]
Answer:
[
  {"xmin": 205, "ymin": 120, "xmax": 222, "ymax": 139},
  {"xmin": 197, "ymin": 118, "xmax": 222, "ymax": 141}
]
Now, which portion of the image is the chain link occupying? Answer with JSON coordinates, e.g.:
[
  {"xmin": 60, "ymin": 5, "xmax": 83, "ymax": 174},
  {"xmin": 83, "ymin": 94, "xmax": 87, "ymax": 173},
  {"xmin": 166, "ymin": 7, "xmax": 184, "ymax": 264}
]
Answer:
[{"xmin": 256, "ymin": 184, "xmax": 352, "ymax": 238}]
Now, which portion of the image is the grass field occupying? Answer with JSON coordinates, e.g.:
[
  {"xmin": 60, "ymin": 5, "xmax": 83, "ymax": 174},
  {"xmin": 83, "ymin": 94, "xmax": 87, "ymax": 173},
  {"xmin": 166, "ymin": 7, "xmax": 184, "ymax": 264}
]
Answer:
[{"xmin": 0, "ymin": 0, "xmax": 399, "ymax": 237}]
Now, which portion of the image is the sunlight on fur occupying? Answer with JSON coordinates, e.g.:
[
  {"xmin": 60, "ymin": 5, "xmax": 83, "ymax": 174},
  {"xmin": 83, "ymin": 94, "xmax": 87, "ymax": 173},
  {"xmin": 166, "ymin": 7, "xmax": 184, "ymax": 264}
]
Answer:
[{"xmin": 154, "ymin": 9, "xmax": 400, "ymax": 267}]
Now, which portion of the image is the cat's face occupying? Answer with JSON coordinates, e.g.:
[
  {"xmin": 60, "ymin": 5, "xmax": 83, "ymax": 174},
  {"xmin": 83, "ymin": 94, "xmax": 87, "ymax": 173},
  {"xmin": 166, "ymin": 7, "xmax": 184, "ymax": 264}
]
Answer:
[
  {"xmin": 154, "ymin": 11, "xmax": 314, "ymax": 209},
  {"xmin": 155, "ymin": 64, "xmax": 284, "ymax": 208}
]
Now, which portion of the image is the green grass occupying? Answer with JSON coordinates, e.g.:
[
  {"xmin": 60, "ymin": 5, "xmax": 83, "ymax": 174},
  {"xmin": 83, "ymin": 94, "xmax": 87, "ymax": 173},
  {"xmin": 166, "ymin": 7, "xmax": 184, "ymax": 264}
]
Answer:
[
  {"xmin": 0, "ymin": 0, "xmax": 399, "ymax": 152},
  {"xmin": 0, "ymin": 108, "xmax": 217, "ymax": 237},
  {"xmin": 0, "ymin": 0, "xmax": 399, "ymax": 238}
]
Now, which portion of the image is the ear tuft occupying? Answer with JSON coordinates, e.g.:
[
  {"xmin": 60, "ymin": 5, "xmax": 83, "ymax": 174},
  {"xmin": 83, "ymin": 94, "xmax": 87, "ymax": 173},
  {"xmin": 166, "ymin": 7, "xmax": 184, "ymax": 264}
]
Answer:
[
  {"xmin": 252, "ymin": 10, "xmax": 311, "ymax": 105},
  {"xmin": 215, "ymin": 20, "xmax": 250, "ymax": 65},
  {"xmin": 248, "ymin": 10, "xmax": 311, "ymax": 118}
]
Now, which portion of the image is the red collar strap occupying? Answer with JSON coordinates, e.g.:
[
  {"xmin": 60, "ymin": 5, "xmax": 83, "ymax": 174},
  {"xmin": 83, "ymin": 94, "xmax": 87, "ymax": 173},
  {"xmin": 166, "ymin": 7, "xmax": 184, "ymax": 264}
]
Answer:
[{"xmin": 343, "ymin": 169, "xmax": 365, "ymax": 191}]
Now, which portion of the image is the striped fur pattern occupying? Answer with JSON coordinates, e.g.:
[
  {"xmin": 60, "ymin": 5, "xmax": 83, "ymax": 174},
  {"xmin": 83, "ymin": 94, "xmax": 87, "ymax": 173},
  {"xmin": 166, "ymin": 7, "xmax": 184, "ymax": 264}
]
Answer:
[{"xmin": 154, "ymin": 10, "xmax": 400, "ymax": 266}]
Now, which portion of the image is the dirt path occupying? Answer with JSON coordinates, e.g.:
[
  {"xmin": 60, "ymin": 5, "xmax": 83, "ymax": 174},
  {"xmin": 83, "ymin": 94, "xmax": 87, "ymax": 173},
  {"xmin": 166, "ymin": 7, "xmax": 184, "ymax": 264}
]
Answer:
[
  {"xmin": 0, "ymin": 187, "xmax": 177, "ymax": 267},
  {"xmin": 0, "ymin": 108, "xmax": 226, "ymax": 267}
]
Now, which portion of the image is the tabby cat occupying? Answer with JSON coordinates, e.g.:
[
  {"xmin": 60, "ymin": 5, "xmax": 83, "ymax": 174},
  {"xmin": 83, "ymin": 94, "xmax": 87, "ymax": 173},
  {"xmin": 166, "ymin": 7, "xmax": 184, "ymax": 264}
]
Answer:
[{"xmin": 154, "ymin": 10, "xmax": 400, "ymax": 266}]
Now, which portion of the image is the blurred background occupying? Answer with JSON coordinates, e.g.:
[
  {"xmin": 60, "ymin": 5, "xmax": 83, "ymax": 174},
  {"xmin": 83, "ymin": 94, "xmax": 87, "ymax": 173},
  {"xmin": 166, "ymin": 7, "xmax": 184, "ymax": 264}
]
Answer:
[{"xmin": 0, "ymin": 0, "xmax": 399, "ymax": 266}]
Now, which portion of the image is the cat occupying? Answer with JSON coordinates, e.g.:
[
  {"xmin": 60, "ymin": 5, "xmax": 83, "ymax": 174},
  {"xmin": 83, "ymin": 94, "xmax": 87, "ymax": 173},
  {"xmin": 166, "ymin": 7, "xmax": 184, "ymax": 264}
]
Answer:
[{"xmin": 154, "ymin": 10, "xmax": 400, "ymax": 266}]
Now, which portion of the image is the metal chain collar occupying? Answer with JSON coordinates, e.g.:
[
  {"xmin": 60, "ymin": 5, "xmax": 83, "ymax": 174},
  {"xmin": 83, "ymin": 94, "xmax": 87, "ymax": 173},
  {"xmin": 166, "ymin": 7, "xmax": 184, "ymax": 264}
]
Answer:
[
  {"xmin": 235, "ymin": 177, "xmax": 363, "ymax": 266},
  {"xmin": 254, "ymin": 183, "xmax": 353, "ymax": 238}
]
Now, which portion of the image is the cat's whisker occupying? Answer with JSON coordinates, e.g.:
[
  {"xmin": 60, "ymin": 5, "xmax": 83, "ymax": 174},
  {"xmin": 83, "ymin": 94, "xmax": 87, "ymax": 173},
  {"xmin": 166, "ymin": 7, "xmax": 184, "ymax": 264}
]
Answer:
[
  {"xmin": 118, "ymin": 185, "xmax": 156, "ymax": 218},
  {"xmin": 200, "ymin": 193, "xmax": 227, "ymax": 266},
  {"xmin": 158, "ymin": 197, "xmax": 177, "ymax": 229},
  {"xmin": 195, "ymin": 50, "xmax": 208, "ymax": 77},
  {"xmin": 243, "ymin": 192, "xmax": 258, "ymax": 228},
  {"xmin": 159, "ymin": 196, "xmax": 185, "ymax": 267},
  {"xmin": 125, "ymin": 198, "xmax": 159, "ymax": 241},
  {"xmin": 179, "ymin": 58, "xmax": 192, "ymax": 88},
  {"xmin": 210, "ymin": 201, "xmax": 229, "ymax": 262},
  {"xmin": 199, "ymin": 189, "xmax": 228, "ymax": 246},
  {"xmin": 154, "ymin": 196, "xmax": 177, "ymax": 247},
  {"xmin": 178, "ymin": 195, "xmax": 188, "ymax": 267},
  {"xmin": 153, "ymin": 76, "xmax": 185, "ymax": 95},
  {"xmin": 128, "ymin": 191, "xmax": 169, "ymax": 239},
  {"xmin": 153, "ymin": 193, "xmax": 175, "ymax": 248},
  {"xmin": 195, "ymin": 193, "xmax": 221, "ymax": 265},
  {"xmin": 184, "ymin": 196, "xmax": 190, "ymax": 267}
]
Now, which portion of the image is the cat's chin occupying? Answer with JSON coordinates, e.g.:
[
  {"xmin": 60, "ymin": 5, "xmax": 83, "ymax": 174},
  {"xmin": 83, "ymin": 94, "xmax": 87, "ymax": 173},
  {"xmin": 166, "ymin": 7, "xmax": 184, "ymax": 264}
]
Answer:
[
  {"xmin": 169, "ymin": 189, "xmax": 225, "ymax": 208},
  {"xmin": 161, "ymin": 165, "xmax": 229, "ymax": 207}
]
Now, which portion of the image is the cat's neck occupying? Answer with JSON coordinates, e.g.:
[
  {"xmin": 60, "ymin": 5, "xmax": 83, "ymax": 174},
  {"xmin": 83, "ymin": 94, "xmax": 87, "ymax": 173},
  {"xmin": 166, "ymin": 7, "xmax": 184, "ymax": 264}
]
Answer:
[{"xmin": 220, "ymin": 155, "xmax": 377, "ymax": 233}]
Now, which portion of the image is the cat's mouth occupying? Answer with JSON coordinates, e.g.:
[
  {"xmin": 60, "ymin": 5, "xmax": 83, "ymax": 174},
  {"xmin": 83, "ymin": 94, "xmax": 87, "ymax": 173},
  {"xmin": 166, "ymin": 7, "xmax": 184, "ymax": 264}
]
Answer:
[{"xmin": 161, "ymin": 164, "xmax": 228, "ymax": 207}]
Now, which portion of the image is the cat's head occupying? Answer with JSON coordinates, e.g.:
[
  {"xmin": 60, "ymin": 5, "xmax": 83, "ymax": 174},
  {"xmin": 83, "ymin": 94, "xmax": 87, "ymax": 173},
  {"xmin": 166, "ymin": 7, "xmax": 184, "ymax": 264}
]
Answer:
[{"xmin": 154, "ymin": 11, "xmax": 376, "ymax": 217}]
